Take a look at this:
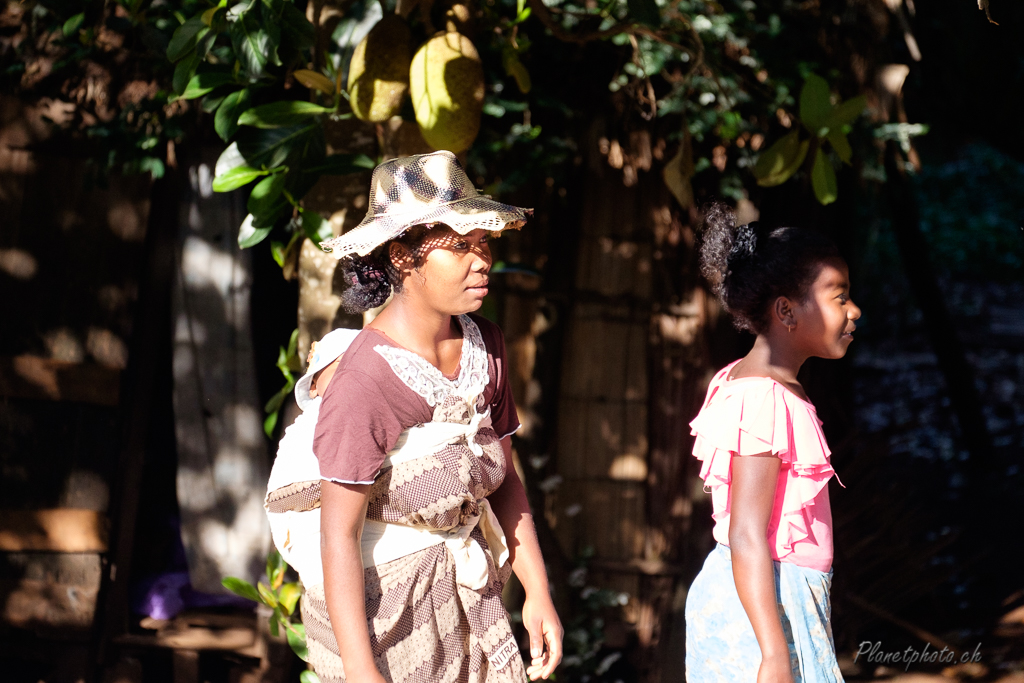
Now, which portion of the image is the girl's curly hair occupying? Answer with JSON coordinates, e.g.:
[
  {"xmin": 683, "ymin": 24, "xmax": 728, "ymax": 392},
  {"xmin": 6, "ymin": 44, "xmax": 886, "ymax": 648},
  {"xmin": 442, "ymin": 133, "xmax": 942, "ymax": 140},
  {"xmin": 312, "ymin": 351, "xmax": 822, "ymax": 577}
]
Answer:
[
  {"xmin": 699, "ymin": 202, "xmax": 841, "ymax": 334},
  {"xmin": 338, "ymin": 225, "xmax": 433, "ymax": 314}
]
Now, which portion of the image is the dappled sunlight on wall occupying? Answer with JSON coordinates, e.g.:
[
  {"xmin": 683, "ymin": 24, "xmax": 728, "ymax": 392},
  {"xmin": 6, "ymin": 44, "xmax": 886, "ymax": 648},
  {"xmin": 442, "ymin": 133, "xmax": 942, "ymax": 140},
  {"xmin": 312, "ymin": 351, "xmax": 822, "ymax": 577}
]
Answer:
[{"xmin": 171, "ymin": 153, "xmax": 270, "ymax": 593}]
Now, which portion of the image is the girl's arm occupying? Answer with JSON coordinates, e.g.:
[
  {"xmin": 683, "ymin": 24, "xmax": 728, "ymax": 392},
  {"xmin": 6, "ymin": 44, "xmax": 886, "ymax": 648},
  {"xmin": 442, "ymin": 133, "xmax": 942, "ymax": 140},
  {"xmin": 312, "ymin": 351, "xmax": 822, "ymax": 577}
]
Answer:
[
  {"xmin": 320, "ymin": 480, "xmax": 387, "ymax": 683},
  {"xmin": 487, "ymin": 436, "xmax": 563, "ymax": 681},
  {"xmin": 729, "ymin": 454, "xmax": 794, "ymax": 683}
]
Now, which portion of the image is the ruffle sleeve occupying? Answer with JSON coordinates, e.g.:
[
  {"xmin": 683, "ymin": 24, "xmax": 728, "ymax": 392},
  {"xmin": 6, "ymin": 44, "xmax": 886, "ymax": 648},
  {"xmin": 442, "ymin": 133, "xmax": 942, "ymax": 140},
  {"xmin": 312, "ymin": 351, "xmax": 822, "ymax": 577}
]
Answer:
[{"xmin": 689, "ymin": 374, "xmax": 842, "ymax": 553}]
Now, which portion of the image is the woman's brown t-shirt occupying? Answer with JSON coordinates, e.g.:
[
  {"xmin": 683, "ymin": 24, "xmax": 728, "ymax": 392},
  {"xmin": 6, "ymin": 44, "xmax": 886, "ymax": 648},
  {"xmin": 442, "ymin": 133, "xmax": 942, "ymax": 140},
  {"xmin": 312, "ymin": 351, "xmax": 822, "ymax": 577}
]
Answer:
[{"xmin": 312, "ymin": 313, "xmax": 520, "ymax": 484}]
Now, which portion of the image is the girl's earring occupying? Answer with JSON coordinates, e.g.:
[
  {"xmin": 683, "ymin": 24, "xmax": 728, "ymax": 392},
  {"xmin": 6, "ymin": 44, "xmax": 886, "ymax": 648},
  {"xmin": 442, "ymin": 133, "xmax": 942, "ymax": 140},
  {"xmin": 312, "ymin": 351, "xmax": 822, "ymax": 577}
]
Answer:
[{"xmin": 787, "ymin": 324, "xmax": 794, "ymax": 333}]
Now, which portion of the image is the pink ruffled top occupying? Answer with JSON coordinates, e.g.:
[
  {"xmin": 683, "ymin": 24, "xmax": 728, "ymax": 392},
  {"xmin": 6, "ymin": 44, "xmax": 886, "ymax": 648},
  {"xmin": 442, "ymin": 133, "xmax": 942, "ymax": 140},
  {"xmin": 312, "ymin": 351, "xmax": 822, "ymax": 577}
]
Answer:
[{"xmin": 690, "ymin": 361, "xmax": 843, "ymax": 572}]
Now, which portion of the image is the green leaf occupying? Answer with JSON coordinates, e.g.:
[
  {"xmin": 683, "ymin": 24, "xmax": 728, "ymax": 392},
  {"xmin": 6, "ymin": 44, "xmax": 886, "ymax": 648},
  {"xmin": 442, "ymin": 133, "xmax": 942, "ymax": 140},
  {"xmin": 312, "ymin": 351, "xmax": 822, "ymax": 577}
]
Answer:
[
  {"xmin": 236, "ymin": 124, "xmax": 317, "ymax": 170},
  {"xmin": 137, "ymin": 157, "xmax": 165, "ymax": 179},
  {"xmin": 181, "ymin": 72, "xmax": 235, "ymax": 100},
  {"xmin": 215, "ymin": 141, "xmax": 246, "ymax": 177},
  {"xmin": 503, "ymin": 50, "xmax": 531, "ymax": 94},
  {"xmin": 300, "ymin": 208, "xmax": 330, "ymax": 243},
  {"xmin": 294, "ymin": 69, "xmax": 337, "ymax": 95},
  {"xmin": 286, "ymin": 328, "xmax": 299, "ymax": 361},
  {"xmin": 280, "ymin": 1, "xmax": 315, "ymax": 50},
  {"xmin": 172, "ymin": 52, "xmax": 202, "ymax": 95},
  {"xmin": 257, "ymin": 581, "xmax": 279, "ymax": 608},
  {"xmin": 238, "ymin": 101, "xmax": 335, "ymax": 128},
  {"xmin": 811, "ymin": 148, "xmax": 838, "ymax": 205},
  {"xmin": 167, "ymin": 15, "xmax": 209, "ymax": 62},
  {"xmin": 238, "ymin": 213, "xmax": 273, "ymax": 248},
  {"xmin": 263, "ymin": 410, "xmax": 279, "ymax": 437},
  {"xmin": 212, "ymin": 165, "xmax": 266, "ymax": 192},
  {"xmin": 214, "ymin": 88, "xmax": 251, "ymax": 141},
  {"xmin": 753, "ymin": 130, "xmax": 809, "ymax": 187},
  {"xmin": 270, "ymin": 240, "xmax": 285, "ymax": 267},
  {"xmin": 826, "ymin": 130, "xmax": 852, "ymax": 164},
  {"xmin": 278, "ymin": 582, "xmax": 301, "ymax": 615},
  {"xmin": 230, "ymin": 7, "xmax": 272, "ymax": 80},
  {"xmin": 799, "ymin": 73, "xmax": 832, "ymax": 132},
  {"xmin": 194, "ymin": 27, "xmax": 218, "ymax": 62},
  {"xmin": 269, "ymin": 608, "xmax": 280, "ymax": 636},
  {"xmin": 63, "ymin": 13, "xmax": 85, "ymax": 38},
  {"xmin": 267, "ymin": 549, "xmax": 287, "ymax": 589},
  {"xmin": 247, "ymin": 172, "xmax": 288, "ymax": 220},
  {"xmin": 286, "ymin": 621, "xmax": 309, "ymax": 661},
  {"xmin": 202, "ymin": 92, "xmax": 228, "ymax": 113},
  {"xmin": 261, "ymin": 0, "xmax": 282, "ymax": 67},
  {"xmin": 221, "ymin": 577, "xmax": 260, "ymax": 603},
  {"xmin": 305, "ymin": 153, "xmax": 376, "ymax": 175},
  {"xmin": 824, "ymin": 95, "xmax": 867, "ymax": 129},
  {"xmin": 299, "ymin": 671, "xmax": 321, "ymax": 683},
  {"xmin": 262, "ymin": 384, "xmax": 289, "ymax": 414}
]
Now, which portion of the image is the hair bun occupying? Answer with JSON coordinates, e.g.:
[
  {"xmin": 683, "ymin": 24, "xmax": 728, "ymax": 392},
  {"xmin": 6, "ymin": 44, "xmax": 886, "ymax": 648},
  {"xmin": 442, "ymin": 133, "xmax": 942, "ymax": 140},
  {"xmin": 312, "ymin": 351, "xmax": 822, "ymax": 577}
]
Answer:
[
  {"xmin": 729, "ymin": 221, "xmax": 765, "ymax": 264},
  {"xmin": 340, "ymin": 255, "xmax": 392, "ymax": 313}
]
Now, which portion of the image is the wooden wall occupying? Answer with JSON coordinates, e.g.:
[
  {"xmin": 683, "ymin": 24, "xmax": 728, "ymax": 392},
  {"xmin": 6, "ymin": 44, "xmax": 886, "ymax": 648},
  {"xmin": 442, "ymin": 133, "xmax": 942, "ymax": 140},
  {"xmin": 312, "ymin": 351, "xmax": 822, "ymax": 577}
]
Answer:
[
  {"xmin": 0, "ymin": 94, "xmax": 151, "ymax": 663},
  {"xmin": 542, "ymin": 121, "xmax": 724, "ymax": 682}
]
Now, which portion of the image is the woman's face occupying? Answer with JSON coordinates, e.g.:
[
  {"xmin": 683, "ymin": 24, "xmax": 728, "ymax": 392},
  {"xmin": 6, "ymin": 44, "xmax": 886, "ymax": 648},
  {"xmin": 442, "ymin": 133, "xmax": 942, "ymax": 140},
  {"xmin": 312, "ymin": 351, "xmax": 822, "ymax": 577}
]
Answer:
[
  {"xmin": 396, "ymin": 226, "xmax": 492, "ymax": 315},
  {"xmin": 792, "ymin": 259, "xmax": 862, "ymax": 359}
]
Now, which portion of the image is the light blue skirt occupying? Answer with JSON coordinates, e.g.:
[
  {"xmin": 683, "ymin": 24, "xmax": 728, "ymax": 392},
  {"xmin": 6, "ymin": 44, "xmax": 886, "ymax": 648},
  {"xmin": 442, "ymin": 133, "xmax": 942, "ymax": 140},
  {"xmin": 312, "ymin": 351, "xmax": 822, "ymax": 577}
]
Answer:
[{"xmin": 684, "ymin": 544, "xmax": 844, "ymax": 683}]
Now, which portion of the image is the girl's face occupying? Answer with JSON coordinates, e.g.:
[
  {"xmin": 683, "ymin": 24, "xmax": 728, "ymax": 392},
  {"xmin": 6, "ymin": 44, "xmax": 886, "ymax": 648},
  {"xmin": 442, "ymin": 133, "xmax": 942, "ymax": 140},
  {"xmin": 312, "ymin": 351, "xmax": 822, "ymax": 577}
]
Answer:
[
  {"xmin": 792, "ymin": 259, "xmax": 861, "ymax": 359},
  {"xmin": 396, "ymin": 226, "xmax": 492, "ymax": 315}
]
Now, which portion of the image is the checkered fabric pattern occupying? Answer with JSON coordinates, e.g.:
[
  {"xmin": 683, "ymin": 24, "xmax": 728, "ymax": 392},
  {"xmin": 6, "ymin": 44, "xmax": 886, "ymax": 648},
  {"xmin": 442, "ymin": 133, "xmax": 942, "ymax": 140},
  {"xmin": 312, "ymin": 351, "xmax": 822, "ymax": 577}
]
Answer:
[{"xmin": 320, "ymin": 151, "xmax": 531, "ymax": 258}]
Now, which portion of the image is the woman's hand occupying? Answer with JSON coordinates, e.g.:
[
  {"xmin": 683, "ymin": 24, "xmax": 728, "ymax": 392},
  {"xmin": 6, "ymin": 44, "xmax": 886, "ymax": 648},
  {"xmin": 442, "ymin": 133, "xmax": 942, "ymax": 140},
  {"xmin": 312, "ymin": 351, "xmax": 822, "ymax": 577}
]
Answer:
[
  {"xmin": 757, "ymin": 651, "xmax": 795, "ymax": 683},
  {"xmin": 487, "ymin": 436, "xmax": 563, "ymax": 680},
  {"xmin": 522, "ymin": 592, "xmax": 563, "ymax": 680}
]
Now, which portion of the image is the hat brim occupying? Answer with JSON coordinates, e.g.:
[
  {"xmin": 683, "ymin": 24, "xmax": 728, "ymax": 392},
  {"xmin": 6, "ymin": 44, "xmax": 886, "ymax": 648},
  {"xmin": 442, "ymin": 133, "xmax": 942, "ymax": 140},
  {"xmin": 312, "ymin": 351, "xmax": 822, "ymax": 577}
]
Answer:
[{"xmin": 320, "ymin": 195, "xmax": 531, "ymax": 258}]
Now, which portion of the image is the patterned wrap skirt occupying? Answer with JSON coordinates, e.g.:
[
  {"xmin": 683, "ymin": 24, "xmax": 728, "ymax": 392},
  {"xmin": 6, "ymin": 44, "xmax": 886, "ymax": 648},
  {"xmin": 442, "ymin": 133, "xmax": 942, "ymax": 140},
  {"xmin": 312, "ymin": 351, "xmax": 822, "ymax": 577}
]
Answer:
[
  {"xmin": 301, "ymin": 532, "xmax": 523, "ymax": 683},
  {"xmin": 685, "ymin": 544, "xmax": 844, "ymax": 683}
]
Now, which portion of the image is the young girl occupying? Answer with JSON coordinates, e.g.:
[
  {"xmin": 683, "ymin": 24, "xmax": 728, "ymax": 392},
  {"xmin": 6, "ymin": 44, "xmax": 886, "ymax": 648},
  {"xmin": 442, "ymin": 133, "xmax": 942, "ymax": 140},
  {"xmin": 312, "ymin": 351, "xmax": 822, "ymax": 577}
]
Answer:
[{"xmin": 685, "ymin": 203, "xmax": 860, "ymax": 683}]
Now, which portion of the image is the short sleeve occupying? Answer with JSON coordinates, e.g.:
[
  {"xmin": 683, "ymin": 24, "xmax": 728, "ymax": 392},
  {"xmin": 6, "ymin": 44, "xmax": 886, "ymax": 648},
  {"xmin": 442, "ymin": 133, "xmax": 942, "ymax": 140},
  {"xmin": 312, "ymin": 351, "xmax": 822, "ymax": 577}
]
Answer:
[
  {"xmin": 313, "ymin": 369, "xmax": 402, "ymax": 484},
  {"xmin": 691, "ymin": 380, "xmax": 832, "ymax": 464},
  {"xmin": 473, "ymin": 316, "xmax": 520, "ymax": 439}
]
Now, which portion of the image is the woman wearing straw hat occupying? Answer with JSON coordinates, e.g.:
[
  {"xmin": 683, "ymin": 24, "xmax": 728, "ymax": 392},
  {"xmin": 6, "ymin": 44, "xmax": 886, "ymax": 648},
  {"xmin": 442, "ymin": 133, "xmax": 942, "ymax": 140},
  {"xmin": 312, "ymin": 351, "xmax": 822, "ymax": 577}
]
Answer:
[{"xmin": 303, "ymin": 151, "xmax": 562, "ymax": 683}]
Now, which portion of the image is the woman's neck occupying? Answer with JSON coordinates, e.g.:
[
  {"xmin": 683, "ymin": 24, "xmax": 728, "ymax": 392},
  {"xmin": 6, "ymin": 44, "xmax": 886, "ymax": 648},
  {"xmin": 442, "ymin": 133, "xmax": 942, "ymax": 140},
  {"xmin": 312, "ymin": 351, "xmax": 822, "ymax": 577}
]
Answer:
[{"xmin": 368, "ymin": 296, "xmax": 461, "ymax": 364}]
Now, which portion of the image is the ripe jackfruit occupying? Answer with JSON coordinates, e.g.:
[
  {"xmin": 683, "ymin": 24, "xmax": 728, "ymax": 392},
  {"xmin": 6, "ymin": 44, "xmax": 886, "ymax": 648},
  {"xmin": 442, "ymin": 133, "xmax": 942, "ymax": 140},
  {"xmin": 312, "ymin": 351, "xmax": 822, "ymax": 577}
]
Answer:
[
  {"xmin": 347, "ymin": 15, "xmax": 412, "ymax": 122},
  {"xmin": 409, "ymin": 32, "xmax": 484, "ymax": 154}
]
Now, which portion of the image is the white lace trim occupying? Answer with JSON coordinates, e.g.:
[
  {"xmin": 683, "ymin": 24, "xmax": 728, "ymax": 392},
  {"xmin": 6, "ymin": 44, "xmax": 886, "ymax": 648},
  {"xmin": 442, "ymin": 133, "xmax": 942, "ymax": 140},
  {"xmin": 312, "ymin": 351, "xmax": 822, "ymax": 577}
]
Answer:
[{"xmin": 374, "ymin": 315, "xmax": 490, "ymax": 410}]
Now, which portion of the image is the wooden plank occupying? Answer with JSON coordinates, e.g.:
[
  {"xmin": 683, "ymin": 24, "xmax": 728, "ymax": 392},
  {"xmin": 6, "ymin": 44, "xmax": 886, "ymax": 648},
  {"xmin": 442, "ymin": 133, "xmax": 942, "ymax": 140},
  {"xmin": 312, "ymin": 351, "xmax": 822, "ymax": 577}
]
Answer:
[
  {"xmin": 0, "ymin": 355, "xmax": 120, "ymax": 405},
  {"xmin": 574, "ymin": 237, "xmax": 652, "ymax": 299},
  {"xmin": 0, "ymin": 509, "xmax": 108, "ymax": 552},
  {"xmin": 557, "ymin": 399, "xmax": 647, "ymax": 481},
  {"xmin": 1, "ymin": 577, "xmax": 98, "ymax": 632},
  {"xmin": 559, "ymin": 316, "xmax": 647, "ymax": 401},
  {"xmin": 117, "ymin": 626, "xmax": 258, "ymax": 654},
  {"xmin": 550, "ymin": 479, "xmax": 646, "ymax": 561}
]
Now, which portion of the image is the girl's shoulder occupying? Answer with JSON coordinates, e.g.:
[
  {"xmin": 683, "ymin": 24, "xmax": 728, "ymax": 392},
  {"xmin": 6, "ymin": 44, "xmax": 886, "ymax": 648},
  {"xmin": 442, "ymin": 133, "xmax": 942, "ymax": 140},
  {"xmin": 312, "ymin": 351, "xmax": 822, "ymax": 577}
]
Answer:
[{"xmin": 691, "ymin": 361, "xmax": 830, "ymax": 462}]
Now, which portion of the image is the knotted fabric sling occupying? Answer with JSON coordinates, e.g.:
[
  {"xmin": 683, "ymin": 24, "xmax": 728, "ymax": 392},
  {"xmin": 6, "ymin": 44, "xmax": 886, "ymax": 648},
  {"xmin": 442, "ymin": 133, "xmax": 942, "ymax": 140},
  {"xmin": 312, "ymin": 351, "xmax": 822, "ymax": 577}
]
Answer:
[{"xmin": 265, "ymin": 315, "xmax": 526, "ymax": 683}]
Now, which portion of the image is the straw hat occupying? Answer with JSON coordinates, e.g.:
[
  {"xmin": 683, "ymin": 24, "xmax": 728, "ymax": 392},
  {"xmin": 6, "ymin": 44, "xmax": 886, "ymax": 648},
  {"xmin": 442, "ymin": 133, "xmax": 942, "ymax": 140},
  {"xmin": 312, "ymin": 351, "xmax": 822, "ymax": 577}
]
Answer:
[{"xmin": 320, "ymin": 151, "xmax": 531, "ymax": 258}]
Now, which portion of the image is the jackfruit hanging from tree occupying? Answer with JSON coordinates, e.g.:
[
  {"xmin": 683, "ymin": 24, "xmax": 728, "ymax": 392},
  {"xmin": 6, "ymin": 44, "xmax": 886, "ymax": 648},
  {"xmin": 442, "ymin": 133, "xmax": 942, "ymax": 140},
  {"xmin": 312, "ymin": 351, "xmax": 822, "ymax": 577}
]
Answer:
[
  {"xmin": 409, "ymin": 32, "xmax": 485, "ymax": 154},
  {"xmin": 347, "ymin": 15, "xmax": 413, "ymax": 122}
]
